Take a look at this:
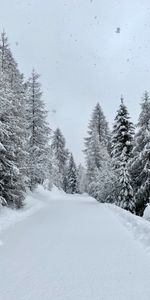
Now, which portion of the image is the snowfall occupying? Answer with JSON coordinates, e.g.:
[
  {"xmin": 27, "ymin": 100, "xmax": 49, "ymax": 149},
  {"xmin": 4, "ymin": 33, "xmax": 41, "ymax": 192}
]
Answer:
[{"xmin": 0, "ymin": 187, "xmax": 150, "ymax": 299}]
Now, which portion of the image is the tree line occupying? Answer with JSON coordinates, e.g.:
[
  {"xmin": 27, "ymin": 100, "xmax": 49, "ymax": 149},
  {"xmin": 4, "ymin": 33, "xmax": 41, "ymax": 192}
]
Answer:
[
  {"xmin": 0, "ymin": 31, "xmax": 149, "ymax": 217},
  {"xmin": 0, "ymin": 31, "xmax": 79, "ymax": 209},
  {"xmin": 84, "ymin": 93, "xmax": 150, "ymax": 216}
]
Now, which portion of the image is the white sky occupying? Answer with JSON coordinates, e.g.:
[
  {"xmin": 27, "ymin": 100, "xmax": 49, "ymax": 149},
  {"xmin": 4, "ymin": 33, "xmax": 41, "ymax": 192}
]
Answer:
[{"xmin": 0, "ymin": 0, "xmax": 150, "ymax": 163}]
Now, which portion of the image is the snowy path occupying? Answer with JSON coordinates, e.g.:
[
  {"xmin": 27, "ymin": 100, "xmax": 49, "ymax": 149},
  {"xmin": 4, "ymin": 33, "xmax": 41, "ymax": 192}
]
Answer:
[{"xmin": 0, "ymin": 193, "xmax": 150, "ymax": 300}]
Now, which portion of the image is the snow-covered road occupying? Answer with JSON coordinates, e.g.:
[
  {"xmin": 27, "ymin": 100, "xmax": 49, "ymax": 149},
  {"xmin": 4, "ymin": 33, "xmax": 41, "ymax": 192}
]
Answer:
[{"xmin": 0, "ymin": 192, "xmax": 150, "ymax": 300}]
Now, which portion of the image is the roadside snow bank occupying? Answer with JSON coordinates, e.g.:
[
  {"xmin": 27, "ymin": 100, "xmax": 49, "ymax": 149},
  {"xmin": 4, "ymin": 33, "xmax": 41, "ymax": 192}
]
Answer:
[
  {"xmin": 107, "ymin": 203, "xmax": 150, "ymax": 251},
  {"xmin": 0, "ymin": 190, "xmax": 44, "ymax": 239},
  {"xmin": 36, "ymin": 185, "xmax": 66, "ymax": 201},
  {"xmin": 0, "ymin": 185, "xmax": 65, "ymax": 244},
  {"xmin": 143, "ymin": 204, "xmax": 150, "ymax": 221}
]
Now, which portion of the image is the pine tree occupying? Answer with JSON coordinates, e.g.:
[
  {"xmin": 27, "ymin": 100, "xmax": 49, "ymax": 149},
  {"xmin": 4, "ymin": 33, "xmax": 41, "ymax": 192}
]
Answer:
[
  {"xmin": 130, "ymin": 91, "xmax": 150, "ymax": 215},
  {"xmin": 111, "ymin": 96, "xmax": 135, "ymax": 213},
  {"xmin": 26, "ymin": 69, "xmax": 51, "ymax": 190},
  {"xmin": 63, "ymin": 155, "xmax": 70, "ymax": 193},
  {"xmin": 118, "ymin": 153, "xmax": 135, "ymax": 213},
  {"xmin": 88, "ymin": 148, "xmax": 116, "ymax": 202},
  {"xmin": 85, "ymin": 127, "xmax": 103, "ymax": 186},
  {"xmin": 0, "ymin": 31, "xmax": 10, "ymax": 73},
  {"xmin": 77, "ymin": 164, "xmax": 86, "ymax": 194},
  {"xmin": 84, "ymin": 102, "xmax": 109, "ymax": 153},
  {"xmin": 84, "ymin": 103, "xmax": 110, "ymax": 193},
  {"xmin": 7, "ymin": 56, "xmax": 29, "ymax": 190},
  {"xmin": 66, "ymin": 154, "xmax": 78, "ymax": 194},
  {"xmin": 0, "ymin": 32, "xmax": 26, "ymax": 208},
  {"xmin": 111, "ymin": 96, "xmax": 134, "ymax": 168},
  {"xmin": 0, "ymin": 74, "xmax": 13, "ymax": 206},
  {"xmin": 51, "ymin": 128, "xmax": 68, "ymax": 190},
  {"xmin": 43, "ymin": 146, "xmax": 54, "ymax": 191}
]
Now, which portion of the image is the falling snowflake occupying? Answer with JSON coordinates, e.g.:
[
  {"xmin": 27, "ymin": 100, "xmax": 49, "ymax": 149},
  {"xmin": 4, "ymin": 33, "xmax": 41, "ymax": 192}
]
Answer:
[{"xmin": 115, "ymin": 27, "xmax": 120, "ymax": 33}]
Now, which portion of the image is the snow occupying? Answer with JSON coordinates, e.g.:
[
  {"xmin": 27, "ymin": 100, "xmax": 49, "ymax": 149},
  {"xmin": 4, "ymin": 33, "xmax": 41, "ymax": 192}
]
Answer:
[
  {"xmin": 143, "ymin": 203, "xmax": 150, "ymax": 221},
  {"xmin": 107, "ymin": 203, "xmax": 150, "ymax": 251},
  {"xmin": 0, "ymin": 190, "xmax": 43, "ymax": 242},
  {"xmin": 0, "ymin": 185, "xmax": 64, "ymax": 244},
  {"xmin": 0, "ymin": 190, "xmax": 150, "ymax": 299}
]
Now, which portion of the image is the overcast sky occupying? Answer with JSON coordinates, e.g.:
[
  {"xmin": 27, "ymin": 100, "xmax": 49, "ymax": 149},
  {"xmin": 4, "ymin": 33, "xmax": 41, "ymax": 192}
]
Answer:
[{"xmin": 0, "ymin": 0, "xmax": 150, "ymax": 163}]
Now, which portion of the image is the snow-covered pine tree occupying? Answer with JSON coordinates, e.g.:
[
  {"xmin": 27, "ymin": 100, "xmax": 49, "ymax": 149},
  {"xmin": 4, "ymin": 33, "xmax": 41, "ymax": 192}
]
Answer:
[
  {"xmin": 0, "ymin": 74, "xmax": 25, "ymax": 207},
  {"xmin": 111, "ymin": 96, "xmax": 135, "ymax": 213},
  {"xmin": 87, "ymin": 144, "xmax": 116, "ymax": 202},
  {"xmin": 84, "ymin": 102, "xmax": 109, "ymax": 153},
  {"xmin": 111, "ymin": 96, "xmax": 134, "ymax": 168},
  {"xmin": 84, "ymin": 103, "xmax": 111, "ymax": 200},
  {"xmin": 77, "ymin": 164, "xmax": 86, "ymax": 194},
  {"xmin": 0, "ymin": 30, "xmax": 10, "ymax": 72},
  {"xmin": 0, "ymin": 74, "xmax": 12, "ymax": 206},
  {"xmin": 0, "ymin": 32, "xmax": 26, "ymax": 208},
  {"xmin": 118, "ymin": 152, "xmax": 135, "ymax": 213},
  {"xmin": 130, "ymin": 91, "xmax": 150, "ymax": 215},
  {"xmin": 26, "ymin": 69, "xmax": 51, "ymax": 190},
  {"xmin": 51, "ymin": 128, "xmax": 68, "ymax": 190},
  {"xmin": 66, "ymin": 153, "xmax": 78, "ymax": 194},
  {"xmin": 85, "ymin": 126, "xmax": 103, "ymax": 186},
  {"xmin": 63, "ymin": 153, "xmax": 70, "ymax": 193},
  {"xmin": 42, "ymin": 145, "xmax": 54, "ymax": 191},
  {"xmin": 6, "ymin": 48, "xmax": 29, "ymax": 190}
]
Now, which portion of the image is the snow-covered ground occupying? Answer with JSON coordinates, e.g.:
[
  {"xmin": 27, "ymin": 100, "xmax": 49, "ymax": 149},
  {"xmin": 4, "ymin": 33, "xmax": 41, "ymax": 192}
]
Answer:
[
  {"xmin": 107, "ymin": 203, "xmax": 150, "ymax": 252},
  {"xmin": 0, "ymin": 190, "xmax": 43, "ymax": 244},
  {"xmin": 0, "ymin": 186, "xmax": 65, "ymax": 244},
  {"xmin": 0, "ymin": 188, "xmax": 150, "ymax": 300}
]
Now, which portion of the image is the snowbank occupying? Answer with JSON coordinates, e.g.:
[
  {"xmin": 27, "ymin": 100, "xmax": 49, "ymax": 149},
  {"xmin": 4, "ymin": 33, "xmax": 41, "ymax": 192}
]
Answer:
[
  {"xmin": 0, "ymin": 185, "xmax": 65, "ymax": 244},
  {"xmin": 0, "ymin": 190, "xmax": 43, "ymax": 241},
  {"xmin": 107, "ymin": 203, "xmax": 150, "ymax": 251},
  {"xmin": 143, "ymin": 204, "xmax": 150, "ymax": 221},
  {"xmin": 36, "ymin": 185, "xmax": 66, "ymax": 200}
]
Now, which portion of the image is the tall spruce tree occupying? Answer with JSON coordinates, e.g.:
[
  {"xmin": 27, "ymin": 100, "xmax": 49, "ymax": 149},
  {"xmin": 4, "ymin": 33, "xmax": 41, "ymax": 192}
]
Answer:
[
  {"xmin": 84, "ymin": 103, "xmax": 109, "ymax": 152},
  {"xmin": 0, "ymin": 31, "xmax": 10, "ymax": 73},
  {"xmin": 26, "ymin": 69, "xmax": 51, "ymax": 190},
  {"xmin": 130, "ymin": 91, "xmax": 150, "ymax": 215},
  {"xmin": 51, "ymin": 128, "xmax": 68, "ymax": 190},
  {"xmin": 89, "ymin": 154, "xmax": 117, "ymax": 203},
  {"xmin": 84, "ymin": 103, "xmax": 109, "ymax": 175},
  {"xmin": 111, "ymin": 96, "xmax": 135, "ymax": 212},
  {"xmin": 111, "ymin": 96, "xmax": 134, "ymax": 168},
  {"xmin": 66, "ymin": 154, "xmax": 78, "ymax": 194},
  {"xmin": 0, "ymin": 74, "xmax": 15, "ymax": 206},
  {"xmin": 118, "ymin": 152, "xmax": 135, "ymax": 213},
  {"xmin": 0, "ymin": 32, "xmax": 26, "ymax": 208},
  {"xmin": 77, "ymin": 164, "xmax": 86, "ymax": 194},
  {"xmin": 84, "ymin": 103, "xmax": 111, "ymax": 199}
]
